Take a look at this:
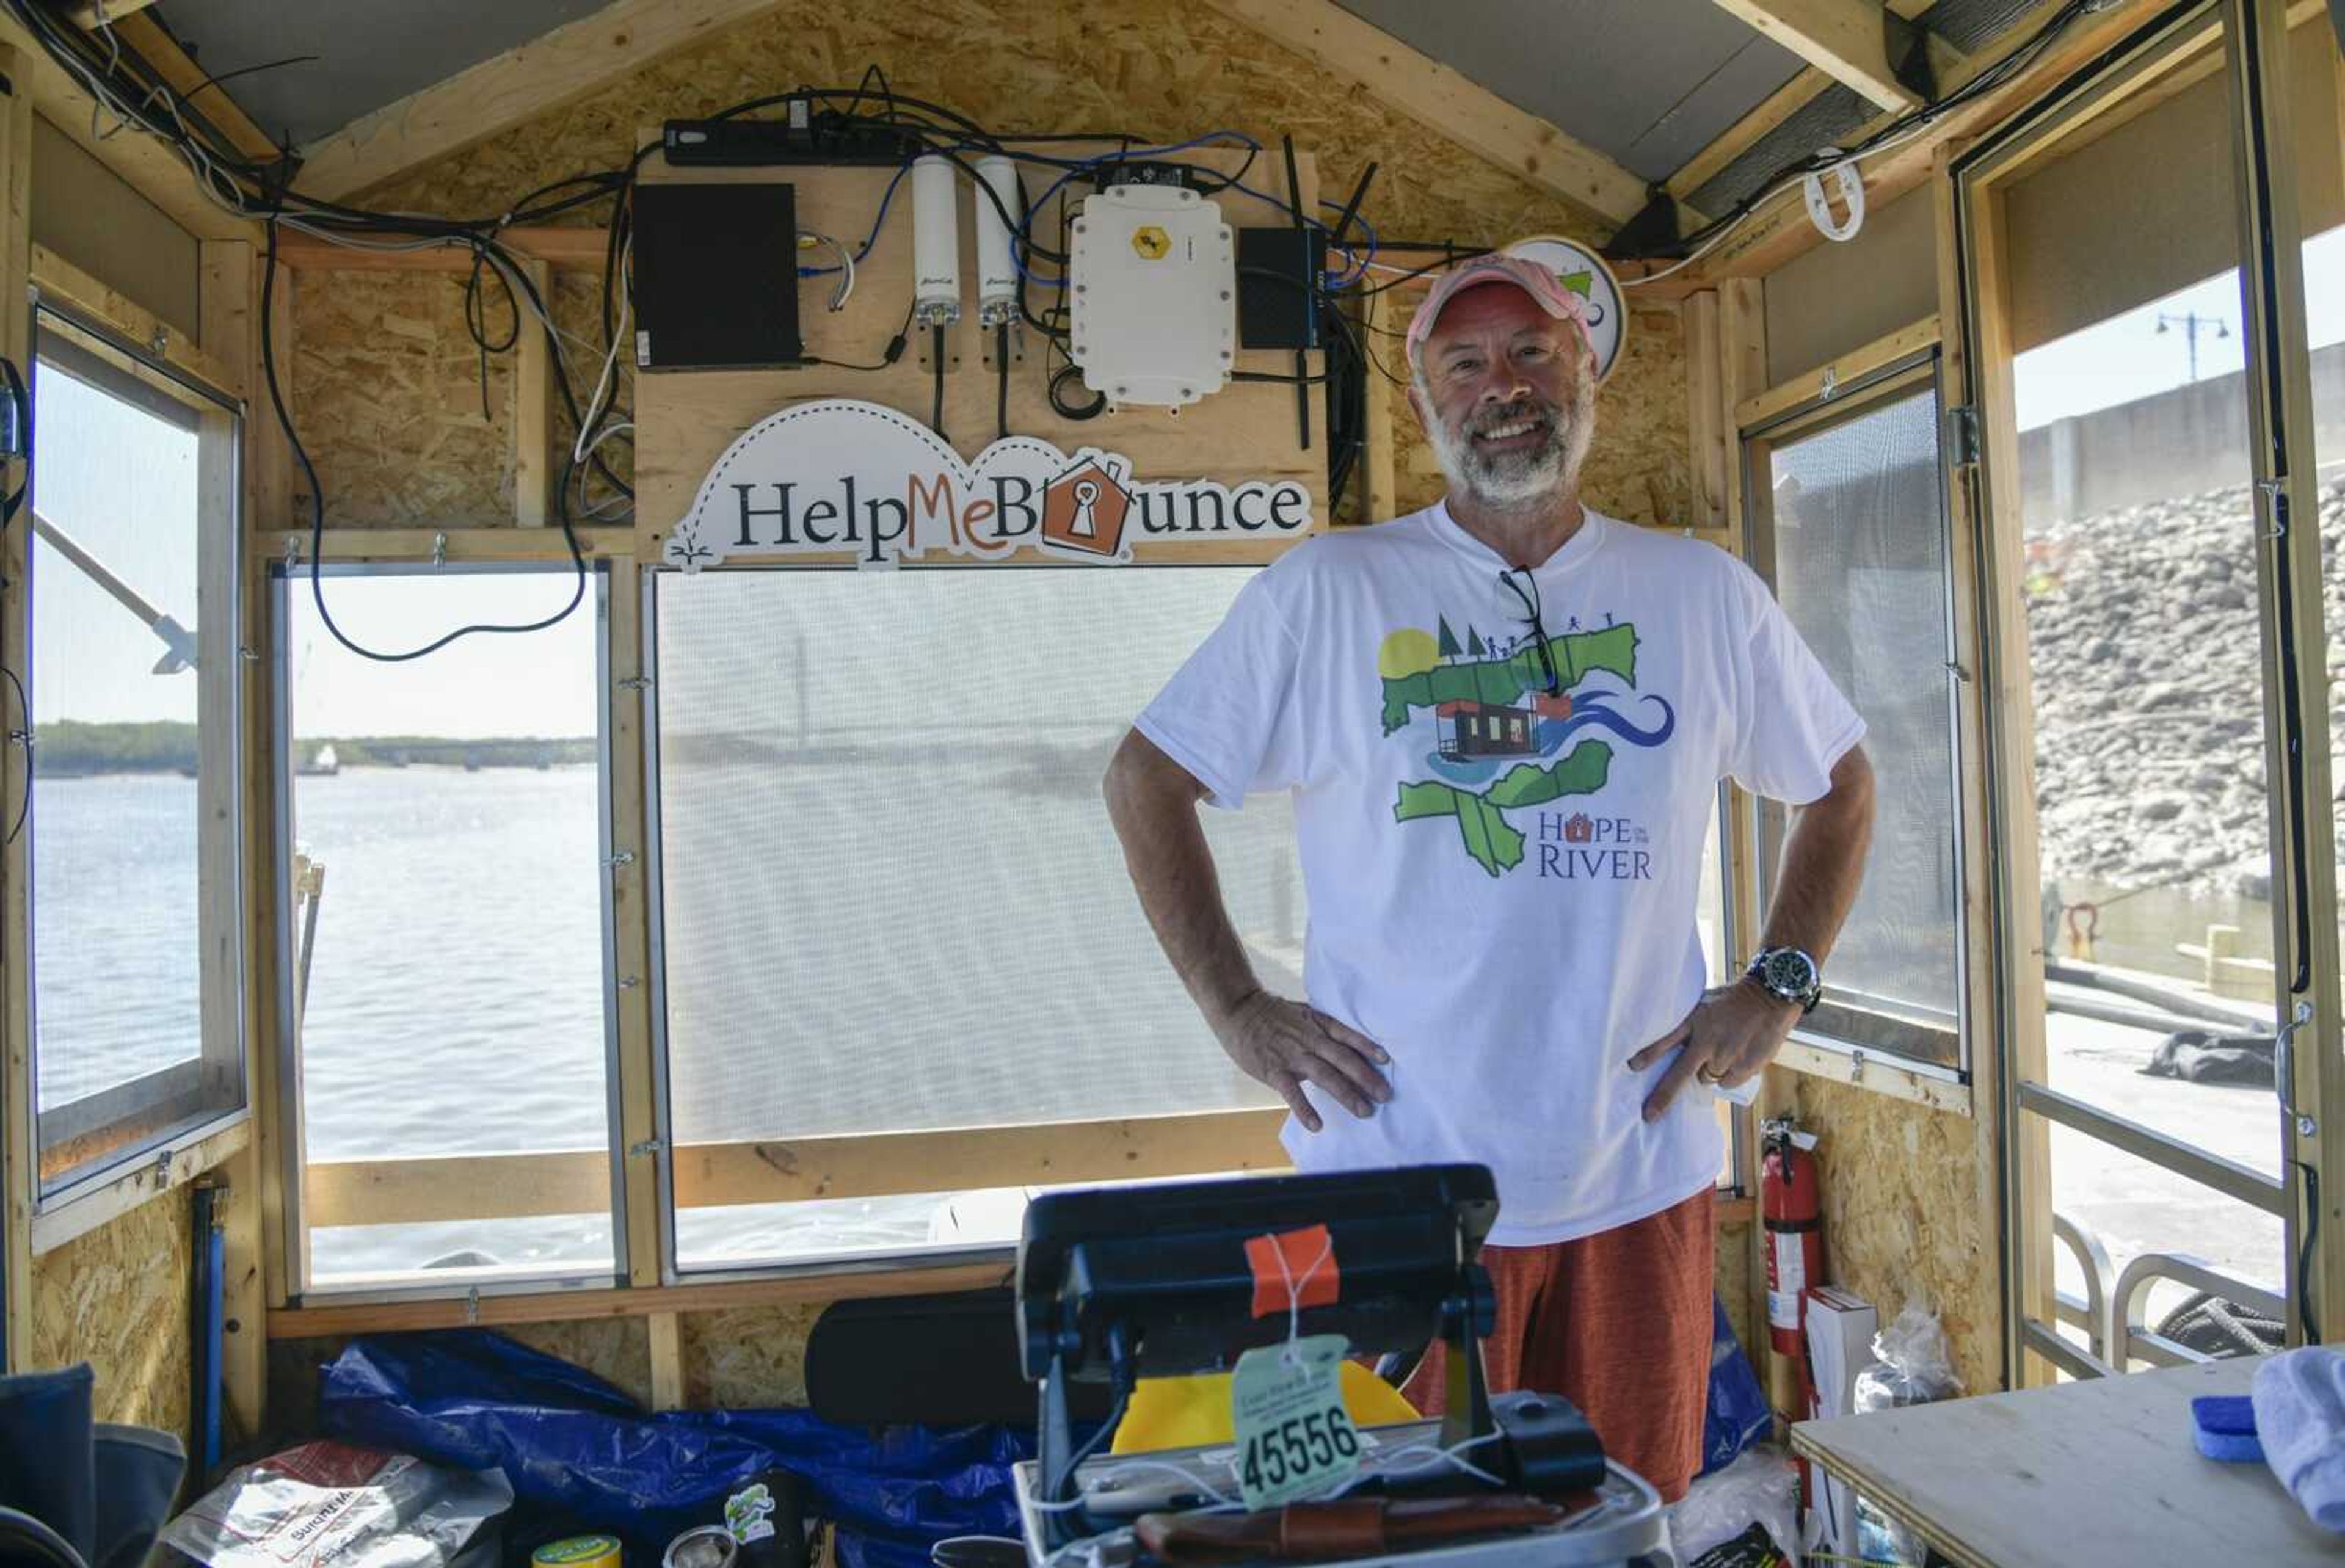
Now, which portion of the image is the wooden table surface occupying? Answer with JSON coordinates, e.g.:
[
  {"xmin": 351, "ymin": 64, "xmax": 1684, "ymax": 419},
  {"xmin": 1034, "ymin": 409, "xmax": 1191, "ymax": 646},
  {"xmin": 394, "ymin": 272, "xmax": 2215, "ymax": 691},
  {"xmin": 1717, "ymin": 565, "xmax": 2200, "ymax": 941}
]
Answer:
[{"xmin": 1791, "ymin": 1357, "xmax": 2345, "ymax": 1566}]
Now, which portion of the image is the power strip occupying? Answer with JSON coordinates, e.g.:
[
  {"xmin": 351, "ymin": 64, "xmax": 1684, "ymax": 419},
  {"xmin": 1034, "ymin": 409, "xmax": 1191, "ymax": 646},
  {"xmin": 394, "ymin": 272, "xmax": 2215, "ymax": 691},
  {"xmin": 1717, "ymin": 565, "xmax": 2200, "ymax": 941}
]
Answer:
[{"xmin": 663, "ymin": 115, "xmax": 923, "ymax": 167}]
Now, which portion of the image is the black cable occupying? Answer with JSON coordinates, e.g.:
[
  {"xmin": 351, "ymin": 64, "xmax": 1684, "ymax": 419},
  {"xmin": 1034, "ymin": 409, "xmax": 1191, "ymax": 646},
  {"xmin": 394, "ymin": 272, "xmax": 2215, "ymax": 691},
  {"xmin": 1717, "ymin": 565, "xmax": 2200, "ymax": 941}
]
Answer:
[
  {"xmin": 1049, "ymin": 361, "xmax": 1106, "ymax": 421},
  {"xmin": 2299, "ymin": 1160, "xmax": 2321, "ymax": 1344},
  {"xmin": 927, "ymin": 321, "xmax": 950, "ymax": 421},
  {"xmin": 995, "ymin": 323, "xmax": 1010, "ymax": 441},
  {"xmin": 0, "ymin": 664, "xmax": 28, "ymax": 846},
  {"xmin": 261, "ymin": 222, "xmax": 589, "ymax": 664},
  {"xmin": 807, "ymin": 301, "xmax": 917, "ymax": 372},
  {"xmin": 0, "ymin": 355, "xmax": 31, "ymax": 526},
  {"xmin": 178, "ymin": 52, "xmax": 318, "ymax": 114}
]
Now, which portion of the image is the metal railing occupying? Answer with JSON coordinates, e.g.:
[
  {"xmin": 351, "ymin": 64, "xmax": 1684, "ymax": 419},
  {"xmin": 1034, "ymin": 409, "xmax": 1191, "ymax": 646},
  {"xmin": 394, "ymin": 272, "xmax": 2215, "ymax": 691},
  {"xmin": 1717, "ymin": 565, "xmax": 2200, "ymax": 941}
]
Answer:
[{"xmin": 2041, "ymin": 1210, "xmax": 2281, "ymax": 1376}]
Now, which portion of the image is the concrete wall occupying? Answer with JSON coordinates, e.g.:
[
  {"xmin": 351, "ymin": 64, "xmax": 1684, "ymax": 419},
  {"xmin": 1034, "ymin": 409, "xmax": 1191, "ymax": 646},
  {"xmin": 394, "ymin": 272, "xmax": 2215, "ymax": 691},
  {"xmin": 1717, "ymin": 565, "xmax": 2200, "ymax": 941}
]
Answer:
[{"xmin": 2019, "ymin": 340, "xmax": 2345, "ymax": 526}]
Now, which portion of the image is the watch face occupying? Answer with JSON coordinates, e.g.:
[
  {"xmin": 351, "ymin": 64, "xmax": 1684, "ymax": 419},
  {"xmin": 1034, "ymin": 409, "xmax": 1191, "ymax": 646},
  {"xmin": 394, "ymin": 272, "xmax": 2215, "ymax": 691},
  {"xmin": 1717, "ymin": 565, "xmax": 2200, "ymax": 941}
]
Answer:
[{"xmin": 1762, "ymin": 949, "xmax": 1817, "ymax": 996}]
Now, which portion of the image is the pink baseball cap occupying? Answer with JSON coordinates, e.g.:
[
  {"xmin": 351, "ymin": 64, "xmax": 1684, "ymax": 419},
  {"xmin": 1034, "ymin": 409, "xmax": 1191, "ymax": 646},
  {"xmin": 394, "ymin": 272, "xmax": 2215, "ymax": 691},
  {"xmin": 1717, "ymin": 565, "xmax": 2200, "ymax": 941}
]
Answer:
[{"xmin": 1404, "ymin": 252, "xmax": 1592, "ymax": 372}]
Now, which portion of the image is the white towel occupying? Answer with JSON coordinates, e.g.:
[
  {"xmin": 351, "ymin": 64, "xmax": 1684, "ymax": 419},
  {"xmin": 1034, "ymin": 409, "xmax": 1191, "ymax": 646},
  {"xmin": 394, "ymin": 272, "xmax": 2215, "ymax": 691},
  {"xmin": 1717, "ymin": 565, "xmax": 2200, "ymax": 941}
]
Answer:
[{"xmin": 2253, "ymin": 1346, "xmax": 2345, "ymax": 1532}]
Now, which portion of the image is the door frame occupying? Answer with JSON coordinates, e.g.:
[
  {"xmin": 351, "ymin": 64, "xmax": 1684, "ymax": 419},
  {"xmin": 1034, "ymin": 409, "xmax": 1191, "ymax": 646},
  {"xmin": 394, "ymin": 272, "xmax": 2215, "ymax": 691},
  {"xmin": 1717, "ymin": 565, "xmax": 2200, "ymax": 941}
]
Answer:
[{"xmin": 1948, "ymin": 0, "xmax": 2342, "ymax": 1385}]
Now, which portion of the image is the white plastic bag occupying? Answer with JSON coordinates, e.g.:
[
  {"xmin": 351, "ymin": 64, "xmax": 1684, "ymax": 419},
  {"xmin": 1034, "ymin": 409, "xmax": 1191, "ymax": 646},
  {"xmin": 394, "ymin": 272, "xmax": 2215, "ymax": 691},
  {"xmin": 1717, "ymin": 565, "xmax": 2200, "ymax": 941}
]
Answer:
[
  {"xmin": 1669, "ymin": 1444, "xmax": 1804, "ymax": 1562},
  {"xmin": 1852, "ymin": 1302, "xmax": 1963, "ymax": 1412},
  {"xmin": 163, "ymin": 1440, "xmax": 511, "ymax": 1568}
]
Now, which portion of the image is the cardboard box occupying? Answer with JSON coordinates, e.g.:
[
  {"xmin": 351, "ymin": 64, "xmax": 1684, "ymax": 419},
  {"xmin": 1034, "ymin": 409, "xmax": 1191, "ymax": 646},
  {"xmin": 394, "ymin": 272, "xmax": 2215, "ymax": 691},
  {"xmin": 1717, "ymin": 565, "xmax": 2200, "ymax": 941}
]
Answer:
[{"xmin": 1804, "ymin": 1286, "xmax": 1878, "ymax": 1556}]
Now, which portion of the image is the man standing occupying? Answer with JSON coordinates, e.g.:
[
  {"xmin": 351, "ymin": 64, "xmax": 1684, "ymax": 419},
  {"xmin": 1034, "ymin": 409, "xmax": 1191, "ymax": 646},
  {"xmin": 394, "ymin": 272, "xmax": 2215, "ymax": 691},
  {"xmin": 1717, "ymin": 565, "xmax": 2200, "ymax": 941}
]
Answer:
[{"xmin": 1103, "ymin": 254, "xmax": 1874, "ymax": 1500}]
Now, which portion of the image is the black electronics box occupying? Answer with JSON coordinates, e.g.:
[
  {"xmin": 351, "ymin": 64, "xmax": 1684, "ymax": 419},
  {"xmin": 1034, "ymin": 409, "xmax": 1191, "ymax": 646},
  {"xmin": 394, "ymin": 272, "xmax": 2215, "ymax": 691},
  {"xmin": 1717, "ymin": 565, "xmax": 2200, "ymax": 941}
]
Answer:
[
  {"xmin": 1237, "ymin": 227, "xmax": 1328, "ymax": 350},
  {"xmin": 633, "ymin": 181, "xmax": 805, "ymax": 372}
]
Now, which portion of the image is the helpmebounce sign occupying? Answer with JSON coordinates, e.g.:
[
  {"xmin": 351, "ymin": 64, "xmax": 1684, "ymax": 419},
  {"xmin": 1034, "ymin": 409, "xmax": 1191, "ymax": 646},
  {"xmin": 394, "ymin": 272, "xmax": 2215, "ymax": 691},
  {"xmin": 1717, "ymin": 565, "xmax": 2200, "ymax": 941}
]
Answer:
[{"xmin": 664, "ymin": 399, "xmax": 1315, "ymax": 570}]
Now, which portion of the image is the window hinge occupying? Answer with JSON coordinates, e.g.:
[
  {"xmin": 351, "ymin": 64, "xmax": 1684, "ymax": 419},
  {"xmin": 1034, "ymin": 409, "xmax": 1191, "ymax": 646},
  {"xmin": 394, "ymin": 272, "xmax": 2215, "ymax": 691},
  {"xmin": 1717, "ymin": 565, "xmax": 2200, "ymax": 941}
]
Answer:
[
  {"xmin": 602, "ymin": 849, "xmax": 636, "ymax": 869},
  {"xmin": 463, "ymin": 1286, "xmax": 481, "ymax": 1325},
  {"xmin": 148, "ymin": 326, "xmax": 170, "ymax": 361},
  {"xmin": 1946, "ymin": 405, "xmax": 1981, "ymax": 469},
  {"xmin": 1944, "ymin": 659, "xmax": 1971, "ymax": 683},
  {"xmin": 1849, "ymin": 1048, "xmax": 1867, "ymax": 1086},
  {"xmin": 617, "ymin": 975, "xmax": 641, "ymax": 990},
  {"xmin": 431, "ymin": 531, "xmax": 448, "ymax": 568},
  {"xmin": 616, "ymin": 675, "xmax": 653, "ymax": 691},
  {"xmin": 152, "ymin": 1146, "xmax": 176, "ymax": 1185},
  {"xmin": 629, "ymin": 1136, "xmax": 666, "ymax": 1159}
]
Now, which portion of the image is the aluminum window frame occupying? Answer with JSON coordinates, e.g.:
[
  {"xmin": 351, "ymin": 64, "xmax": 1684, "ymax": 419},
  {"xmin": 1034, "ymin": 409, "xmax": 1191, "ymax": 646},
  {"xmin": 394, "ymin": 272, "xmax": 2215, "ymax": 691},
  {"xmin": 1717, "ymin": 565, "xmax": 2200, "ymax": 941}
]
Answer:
[
  {"xmin": 1739, "ymin": 351, "xmax": 1972, "ymax": 1083},
  {"xmin": 25, "ymin": 302, "xmax": 249, "ymax": 1216},
  {"xmin": 269, "ymin": 559, "xmax": 627, "ymax": 1306}
]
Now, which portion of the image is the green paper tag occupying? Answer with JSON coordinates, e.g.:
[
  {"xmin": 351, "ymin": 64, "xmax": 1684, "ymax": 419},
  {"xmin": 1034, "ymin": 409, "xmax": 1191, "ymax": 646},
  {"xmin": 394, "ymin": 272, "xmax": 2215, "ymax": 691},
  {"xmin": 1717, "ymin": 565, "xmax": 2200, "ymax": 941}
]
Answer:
[{"xmin": 1229, "ymin": 1333, "xmax": 1362, "ymax": 1509}]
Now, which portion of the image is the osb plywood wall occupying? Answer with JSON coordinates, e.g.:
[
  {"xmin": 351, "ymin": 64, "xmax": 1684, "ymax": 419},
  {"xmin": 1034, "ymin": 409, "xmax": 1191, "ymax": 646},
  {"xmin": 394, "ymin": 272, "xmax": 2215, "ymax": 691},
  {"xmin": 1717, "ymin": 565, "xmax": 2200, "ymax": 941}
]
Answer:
[
  {"xmin": 681, "ymin": 1302, "xmax": 824, "ymax": 1409},
  {"xmin": 286, "ymin": 0, "xmax": 1684, "ymax": 532},
  {"xmin": 31, "ymin": 1187, "xmax": 194, "ymax": 1437},
  {"xmin": 1716, "ymin": 1216, "xmax": 1756, "ymax": 1360},
  {"xmin": 286, "ymin": 267, "xmax": 611, "ymax": 529},
  {"xmin": 1781, "ymin": 1076, "xmax": 2000, "ymax": 1399}
]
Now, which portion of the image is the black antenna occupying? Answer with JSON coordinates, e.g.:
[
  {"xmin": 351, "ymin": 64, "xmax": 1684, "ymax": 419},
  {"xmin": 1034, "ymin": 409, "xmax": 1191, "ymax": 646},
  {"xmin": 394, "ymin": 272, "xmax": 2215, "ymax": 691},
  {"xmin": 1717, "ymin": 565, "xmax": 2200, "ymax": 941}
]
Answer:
[{"xmin": 1282, "ymin": 134, "xmax": 1311, "ymax": 452}]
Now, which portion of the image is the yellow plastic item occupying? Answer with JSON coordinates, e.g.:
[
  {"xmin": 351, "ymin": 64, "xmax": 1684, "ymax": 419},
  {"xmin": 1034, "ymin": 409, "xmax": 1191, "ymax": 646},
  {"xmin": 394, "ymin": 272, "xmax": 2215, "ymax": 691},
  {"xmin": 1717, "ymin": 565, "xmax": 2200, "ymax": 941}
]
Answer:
[
  {"xmin": 531, "ymin": 1536, "xmax": 622, "ymax": 1568},
  {"xmin": 1108, "ymin": 1360, "xmax": 1420, "ymax": 1455}
]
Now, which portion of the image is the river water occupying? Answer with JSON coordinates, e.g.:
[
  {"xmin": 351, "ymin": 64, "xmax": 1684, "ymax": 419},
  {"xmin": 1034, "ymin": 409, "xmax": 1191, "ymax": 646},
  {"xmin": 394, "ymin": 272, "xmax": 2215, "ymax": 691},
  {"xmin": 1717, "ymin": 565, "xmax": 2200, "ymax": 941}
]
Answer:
[{"xmin": 35, "ymin": 759, "xmax": 1292, "ymax": 1288}]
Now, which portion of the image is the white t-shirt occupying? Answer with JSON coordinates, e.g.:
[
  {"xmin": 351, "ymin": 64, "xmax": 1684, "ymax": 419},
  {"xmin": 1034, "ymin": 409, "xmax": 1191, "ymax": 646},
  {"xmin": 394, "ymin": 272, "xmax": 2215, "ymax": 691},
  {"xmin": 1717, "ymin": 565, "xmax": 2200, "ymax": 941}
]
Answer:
[{"xmin": 1135, "ymin": 501, "xmax": 1866, "ymax": 1246}]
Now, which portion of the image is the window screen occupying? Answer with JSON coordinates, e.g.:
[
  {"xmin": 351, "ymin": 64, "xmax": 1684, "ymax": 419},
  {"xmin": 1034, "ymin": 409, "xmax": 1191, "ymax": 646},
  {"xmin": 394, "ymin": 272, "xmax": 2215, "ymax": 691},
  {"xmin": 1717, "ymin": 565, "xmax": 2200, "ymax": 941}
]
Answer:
[
  {"xmin": 652, "ymin": 567, "xmax": 1290, "ymax": 1269},
  {"xmin": 1754, "ymin": 379, "xmax": 1964, "ymax": 1067}
]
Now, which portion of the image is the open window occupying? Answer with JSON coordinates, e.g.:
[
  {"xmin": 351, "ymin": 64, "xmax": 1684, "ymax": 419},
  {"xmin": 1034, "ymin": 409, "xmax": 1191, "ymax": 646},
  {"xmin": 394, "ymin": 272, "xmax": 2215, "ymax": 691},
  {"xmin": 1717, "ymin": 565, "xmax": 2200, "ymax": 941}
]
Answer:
[
  {"xmin": 1742, "ymin": 357, "xmax": 1968, "ymax": 1077},
  {"xmin": 276, "ymin": 565, "xmax": 620, "ymax": 1296},
  {"xmin": 27, "ymin": 310, "xmax": 244, "ymax": 1209}
]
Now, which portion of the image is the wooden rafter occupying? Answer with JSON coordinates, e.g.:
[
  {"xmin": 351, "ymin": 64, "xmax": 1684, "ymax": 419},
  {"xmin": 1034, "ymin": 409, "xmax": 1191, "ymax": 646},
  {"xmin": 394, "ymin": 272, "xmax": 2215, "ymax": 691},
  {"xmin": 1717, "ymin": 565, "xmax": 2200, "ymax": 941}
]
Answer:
[
  {"xmin": 1707, "ymin": 0, "xmax": 1922, "ymax": 112},
  {"xmin": 0, "ymin": 9, "xmax": 253, "ymax": 241},
  {"xmin": 106, "ymin": 10, "xmax": 282, "ymax": 164},
  {"xmin": 1195, "ymin": 0, "xmax": 1652, "ymax": 227},
  {"xmin": 1668, "ymin": 0, "xmax": 1944, "ymax": 206},
  {"xmin": 1637, "ymin": 0, "xmax": 2170, "ymax": 297},
  {"xmin": 65, "ymin": 0, "xmax": 158, "ymax": 26},
  {"xmin": 294, "ymin": 0, "xmax": 790, "ymax": 201}
]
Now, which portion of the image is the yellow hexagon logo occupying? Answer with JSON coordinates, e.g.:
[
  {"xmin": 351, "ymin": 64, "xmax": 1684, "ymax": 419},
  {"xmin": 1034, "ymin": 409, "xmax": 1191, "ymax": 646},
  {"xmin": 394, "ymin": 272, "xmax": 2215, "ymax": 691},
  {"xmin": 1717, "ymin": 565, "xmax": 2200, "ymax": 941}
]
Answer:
[{"xmin": 1131, "ymin": 225, "xmax": 1171, "ymax": 260}]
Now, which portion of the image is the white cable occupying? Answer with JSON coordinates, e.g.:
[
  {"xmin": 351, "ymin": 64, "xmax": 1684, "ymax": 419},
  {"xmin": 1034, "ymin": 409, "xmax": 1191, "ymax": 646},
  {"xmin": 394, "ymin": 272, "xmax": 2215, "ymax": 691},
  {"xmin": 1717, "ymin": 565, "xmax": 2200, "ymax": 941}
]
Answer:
[
  {"xmin": 800, "ymin": 230, "xmax": 855, "ymax": 311},
  {"xmin": 573, "ymin": 234, "xmax": 632, "ymax": 467},
  {"xmin": 1801, "ymin": 149, "xmax": 1867, "ymax": 242},
  {"xmin": 1027, "ymin": 1458, "xmax": 1245, "ymax": 1514}
]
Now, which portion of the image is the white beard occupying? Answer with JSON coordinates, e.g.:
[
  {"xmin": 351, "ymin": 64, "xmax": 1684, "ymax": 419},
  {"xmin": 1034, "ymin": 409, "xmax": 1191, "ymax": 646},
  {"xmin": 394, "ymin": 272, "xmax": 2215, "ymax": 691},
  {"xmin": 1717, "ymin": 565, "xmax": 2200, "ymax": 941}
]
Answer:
[{"xmin": 1423, "ymin": 385, "xmax": 1596, "ymax": 507}]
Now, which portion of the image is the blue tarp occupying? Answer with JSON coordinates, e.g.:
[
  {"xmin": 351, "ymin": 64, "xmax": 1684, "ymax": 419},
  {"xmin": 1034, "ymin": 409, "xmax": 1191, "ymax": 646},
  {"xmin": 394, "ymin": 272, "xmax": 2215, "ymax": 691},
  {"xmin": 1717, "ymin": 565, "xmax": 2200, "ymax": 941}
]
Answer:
[
  {"xmin": 1699, "ymin": 1297, "xmax": 1772, "ymax": 1478},
  {"xmin": 316, "ymin": 1331, "xmax": 1031, "ymax": 1568}
]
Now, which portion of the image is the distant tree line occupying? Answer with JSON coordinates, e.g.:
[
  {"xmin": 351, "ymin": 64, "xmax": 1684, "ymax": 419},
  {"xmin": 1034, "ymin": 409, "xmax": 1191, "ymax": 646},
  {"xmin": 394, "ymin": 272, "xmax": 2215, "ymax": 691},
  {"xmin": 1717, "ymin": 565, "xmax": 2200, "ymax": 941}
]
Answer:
[{"xmin": 33, "ymin": 720, "xmax": 594, "ymax": 776}]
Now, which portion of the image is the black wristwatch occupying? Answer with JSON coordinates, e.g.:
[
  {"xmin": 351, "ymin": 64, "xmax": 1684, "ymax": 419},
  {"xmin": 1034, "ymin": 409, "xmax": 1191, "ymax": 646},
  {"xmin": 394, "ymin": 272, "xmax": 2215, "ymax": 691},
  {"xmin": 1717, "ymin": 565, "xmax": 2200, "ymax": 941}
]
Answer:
[{"xmin": 1745, "ymin": 946, "xmax": 1823, "ymax": 1014}]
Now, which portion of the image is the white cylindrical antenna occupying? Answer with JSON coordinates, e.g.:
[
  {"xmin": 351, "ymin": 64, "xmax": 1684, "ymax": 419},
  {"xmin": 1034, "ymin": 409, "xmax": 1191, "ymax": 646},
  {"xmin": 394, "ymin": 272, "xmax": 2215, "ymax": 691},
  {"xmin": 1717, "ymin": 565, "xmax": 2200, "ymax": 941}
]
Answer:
[
  {"xmin": 973, "ymin": 154, "xmax": 1021, "ymax": 327},
  {"xmin": 912, "ymin": 154, "xmax": 962, "ymax": 326}
]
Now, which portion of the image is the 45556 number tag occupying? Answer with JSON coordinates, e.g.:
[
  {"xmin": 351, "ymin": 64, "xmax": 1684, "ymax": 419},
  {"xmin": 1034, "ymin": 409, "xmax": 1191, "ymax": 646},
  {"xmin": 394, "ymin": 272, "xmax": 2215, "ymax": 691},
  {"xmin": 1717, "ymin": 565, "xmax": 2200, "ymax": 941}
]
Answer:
[{"xmin": 1229, "ymin": 1334, "xmax": 1361, "ymax": 1509}]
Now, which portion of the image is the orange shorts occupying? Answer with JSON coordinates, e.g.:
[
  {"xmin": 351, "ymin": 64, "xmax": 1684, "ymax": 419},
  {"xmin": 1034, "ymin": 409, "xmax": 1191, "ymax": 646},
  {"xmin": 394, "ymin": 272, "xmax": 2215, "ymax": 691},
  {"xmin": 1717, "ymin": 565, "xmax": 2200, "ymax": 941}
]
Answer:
[{"xmin": 1400, "ymin": 1186, "xmax": 1715, "ymax": 1502}]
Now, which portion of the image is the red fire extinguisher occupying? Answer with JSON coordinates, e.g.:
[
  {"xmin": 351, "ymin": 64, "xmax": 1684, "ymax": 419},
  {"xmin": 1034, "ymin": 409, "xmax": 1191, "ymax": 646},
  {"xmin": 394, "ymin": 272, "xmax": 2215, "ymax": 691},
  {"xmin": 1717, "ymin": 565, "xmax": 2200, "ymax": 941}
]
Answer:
[{"xmin": 1761, "ymin": 1116, "xmax": 1824, "ymax": 1415}]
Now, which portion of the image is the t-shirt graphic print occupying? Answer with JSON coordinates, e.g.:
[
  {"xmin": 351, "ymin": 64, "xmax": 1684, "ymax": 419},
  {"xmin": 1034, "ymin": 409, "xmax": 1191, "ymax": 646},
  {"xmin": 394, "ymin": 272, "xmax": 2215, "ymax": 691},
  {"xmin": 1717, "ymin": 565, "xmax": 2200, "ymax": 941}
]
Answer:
[
  {"xmin": 1378, "ymin": 606, "xmax": 1675, "ymax": 880},
  {"xmin": 1136, "ymin": 502, "xmax": 1863, "ymax": 1244}
]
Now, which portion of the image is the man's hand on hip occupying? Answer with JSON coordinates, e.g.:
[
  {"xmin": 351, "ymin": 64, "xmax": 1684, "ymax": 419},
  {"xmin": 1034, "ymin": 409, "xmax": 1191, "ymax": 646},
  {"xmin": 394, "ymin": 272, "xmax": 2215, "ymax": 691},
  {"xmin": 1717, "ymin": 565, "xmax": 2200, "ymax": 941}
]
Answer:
[
  {"xmin": 1212, "ymin": 988, "xmax": 1392, "ymax": 1132},
  {"xmin": 1627, "ymin": 979, "xmax": 1800, "ymax": 1122}
]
